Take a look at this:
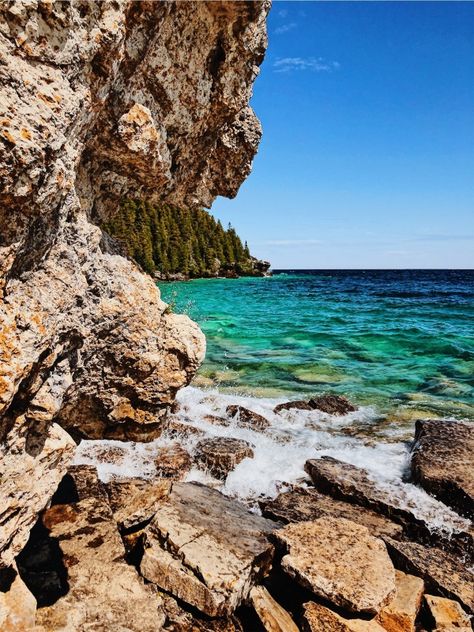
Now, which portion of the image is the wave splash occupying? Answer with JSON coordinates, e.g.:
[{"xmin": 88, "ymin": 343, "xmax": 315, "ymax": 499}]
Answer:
[{"xmin": 74, "ymin": 385, "xmax": 470, "ymax": 538}]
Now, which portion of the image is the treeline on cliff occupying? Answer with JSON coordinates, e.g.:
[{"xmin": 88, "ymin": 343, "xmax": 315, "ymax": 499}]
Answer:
[{"xmin": 103, "ymin": 200, "xmax": 266, "ymax": 278}]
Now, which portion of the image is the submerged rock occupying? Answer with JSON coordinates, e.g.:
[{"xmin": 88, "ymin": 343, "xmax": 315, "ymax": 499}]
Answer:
[
  {"xmin": 250, "ymin": 585, "xmax": 299, "ymax": 632},
  {"xmin": 274, "ymin": 394, "xmax": 356, "ymax": 416},
  {"xmin": 384, "ymin": 538, "xmax": 473, "ymax": 614},
  {"xmin": 424, "ymin": 594, "xmax": 471, "ymax": 631},
  {"xmin": 261, "ymin": 486, "xmax": 403, "ymax": 540},
  {"xmin": 301, "ymin": 601, "xmax": 386, "ymax": 632},
  {"xmin": 140, "ymin": 482, "xmax": 277, "ymax": 616},
  {"xmin": 195, "ymin": 437, "xmax": 254, "ymax": 480},
  {"xmin": 273, "ymin": 518, "xmax": 396, "ymax": 616},
  {"xmin": 375, "ymin": 570, "xmax": 424, "ymax": 632},
  {"xmin": 36, "ymin": 496, "xmax": 166, "ymax": 631},
  {"xmin": 155, "ymin": 443, "xmax": 192, "ymax": 480},
  {"xmin": 226, "ymin": 405, "xmax": 271, "ymax": 430},
  {"xmin": 410, "ymin": 419, "xmax": 474, "ymax": 519}
]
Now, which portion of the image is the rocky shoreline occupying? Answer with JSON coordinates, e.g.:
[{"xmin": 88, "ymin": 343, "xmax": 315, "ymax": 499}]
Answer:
[
  {"xmin": 154, "ymin": 257, "xmax": 272, "ymax": 282},
  {"xmin": 2, "ymin": 408, "xmax": 472, "ymax": 631}
]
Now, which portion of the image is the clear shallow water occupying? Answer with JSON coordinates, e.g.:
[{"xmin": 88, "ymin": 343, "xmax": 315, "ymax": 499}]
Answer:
[
  {"xmin": 160, "ymin": 270, "xmax": 474, "ymax": 425},
  {"xmin": 76, "ymin": 270, "xmax": 473, "ymax": 530}
]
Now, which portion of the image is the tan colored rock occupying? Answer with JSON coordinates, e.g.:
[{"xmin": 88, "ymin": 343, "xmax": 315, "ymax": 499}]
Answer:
[
  {"xmin": 140, "ymin": 482, "xmax": 277, "ymax": 616},
  {"xmin": 424, "ymin": 594, "xmax": 472, "ymax": 631},
  {"xmin": 274, "ymin": 518, "xmax": 396, "ymax": 615},
  {"xmin": 375, "ymin": 570, "xmax": 424, "ymax": 632},
  {"xmin": 36, "ymin": 496, "xmax": 166, "ymax": 631},
  {"xmin": 411, "ymin": 419, "xmax": 474, "ymax": 519},
  {"xmin": 161, "ymin": 593, "xmax": 243, "ymax": 631},
  {"xmin": 165, "ymin": 418, "xmax": 206, "ymax": 438},
  {"xmin": 226, "ymin": 404, "xmax": 271, "ymax": 430},
  {"xmin": 261, "ymin": 486, "xmax": 403, "ymax": 540},
  {"xmin": 0, "ymin": 421, "xmax": 75, "ymax": 567},
  {"xmin": 195, "ymin": 436, "xmax": 254, "ymax": 480},
  {"xmin": 155, "ymin": 443, "xmax": 192, "ymax": 479},
  {"xmin": 0, "ymin": 564, "xmax": 37, "ymax": 632},
  {"xmin": 384, "ymin": 538, "xmax": 473, "ymax": 614},
  {"xmin": 250, "ymin": 585, "xmax": 299, "ymax": 632},
  {"xmin": 1, "ymin": 0, "xmax": 268, "ymax": 566},
  {"xmin": 105, "ymin": 477, "xmax": 171, "ymax": 531},
  {"xmin": 302, "ymin": 601, "xmax": 386, "ymax": 632}
]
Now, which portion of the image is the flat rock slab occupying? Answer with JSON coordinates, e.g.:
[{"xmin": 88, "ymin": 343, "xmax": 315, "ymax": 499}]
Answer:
[
  {"xmin": 375, "ymin": 570, "xmax": 424, "ymax": 632},
  {"xmin": 274, "ymin": 517, "xmax": 396, "ymax": 616},
  {"xmin": 304, "ymin": 457, "xmax": 472, "ymax": 557},
  {"xmin": 105, "ymin": 477, "xmax": 171, "ymax": 530},
  {"xmin": 195, "ymin": 437, "xmax": 254, "ymax": 480},
  {"xmin": 424, "ymin": 594, "xmax": 472, "ymax": 631},
  {"xmin": 384, "ymin": 537, "xmax": 473, "ymax": 615},
  {"xmin": 140, "ymin": 482, "xmax": 277, "ymax": 616},
  {"xmin": 226, "ymin": 405, "xmax": 271, "ymax": 430},
  {"xmin": 250, "ymin": 585, "xmax": 299, "ymax": 632},
  {"xmin": 275, "ymin": 395, "xmax": 356, "ymax": 416},
  {"xmin": 411, "ymin": 419, "xmax": 474, "ymax": 519},
  {"xmin": 36, "ymin": 497, "xmax": 165, "ymax": 631},
  {"xmin": 261, "ymin": 486, "xmax": 403, "ymax": 540},
  {"xmin": 302, "ymin": 601, "xmax": 386, "ymax": 632}
]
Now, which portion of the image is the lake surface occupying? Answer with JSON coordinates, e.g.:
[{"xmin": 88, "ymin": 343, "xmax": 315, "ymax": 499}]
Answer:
[{"xmin": 160, "ymin": 270, "xmax": 474, "ymax": 423}]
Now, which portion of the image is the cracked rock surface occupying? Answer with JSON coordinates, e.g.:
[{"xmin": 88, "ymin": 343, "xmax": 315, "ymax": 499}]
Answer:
[{"xmin": 0, "ymin": 0, "xmax": 268, "ymax": 570}]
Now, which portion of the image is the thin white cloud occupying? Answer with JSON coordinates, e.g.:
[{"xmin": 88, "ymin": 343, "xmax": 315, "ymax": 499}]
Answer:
[
  {"xmin": 277, "ymin": 9, "xmax": 288, "ymax": 18},
  {"xmin": 273, "ymin": 57, "xmax": 340, "ymax": 73},
  {"xmin": 274, "ymin": 22, "xmax": 297, "ymax": 35}
]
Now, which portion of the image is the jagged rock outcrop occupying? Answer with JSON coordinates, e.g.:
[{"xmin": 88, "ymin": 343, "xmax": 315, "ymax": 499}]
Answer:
[{"xmin": 0, "ymin": 0, "xmax": 269, "ymax": 569}]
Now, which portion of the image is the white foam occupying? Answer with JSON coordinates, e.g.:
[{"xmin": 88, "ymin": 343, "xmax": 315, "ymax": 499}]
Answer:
[{"xmin": 74, "ymin": 385, "xmax": 471, "ymax": 535}]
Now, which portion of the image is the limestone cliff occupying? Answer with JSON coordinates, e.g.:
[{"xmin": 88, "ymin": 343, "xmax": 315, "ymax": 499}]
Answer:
[{"xmin": 0, "ymin": 0, "xmax": 269, "ymax": 567}]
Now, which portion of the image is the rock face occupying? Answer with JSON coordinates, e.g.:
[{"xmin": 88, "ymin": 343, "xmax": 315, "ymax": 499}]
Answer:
[
  {"xmin": 140, "ymin": 482, "xmax": 277, "ymax": 616},
  {"xmin": 249, "ymin": 585, "xmax": 299, "ymax": 632},
  {"xmin": 383, "ymin": 538, "xmax": 474, "ymax": 615},
  {"xmin": 0, "ymin": 0, "xmax": 268, "ymax": 569},
  {"xmin": 375, "ymin": 571, "xmax": 424, "ymax": 632},
  {"xmin": 410, "ymin": 419, "xmax": 474, "ymax": 519},
  {"xmin": 304, "ymin": 457, "xmax": 472, "ymax": 555},
  {"xmin": 195, "ymin": 436, "xmax": 254, "ymax": 480},
  {"xmin": 36, "ymin": 497, "xmax": 166, "ymax": 631},
  {"xmin": 260, "ymin": 486, "xmax": 403, "ymax": 540},
  {"xmin": 424, "ymin": 594, "xmax": 471, "ymax": 631},
  {"xmin": 273, "ymin": 518, "xmax": 396, "ymax": 616},
  {"xmin": 301, "ymin": 601, "xmax": 386, "ymax": 632}
]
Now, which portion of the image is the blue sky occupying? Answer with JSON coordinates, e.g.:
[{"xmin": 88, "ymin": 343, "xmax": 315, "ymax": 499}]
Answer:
[{"xmin": 211, "ymin": 1, "xmax": 474, "ymax": 269}]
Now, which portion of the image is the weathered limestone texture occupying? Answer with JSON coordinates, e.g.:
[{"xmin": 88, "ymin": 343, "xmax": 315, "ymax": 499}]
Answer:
[{"xmin": 0, "ymin": 0, "xmax": 268, "ymax": 567}]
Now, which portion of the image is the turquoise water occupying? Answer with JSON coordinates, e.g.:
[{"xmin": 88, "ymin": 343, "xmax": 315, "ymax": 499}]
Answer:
[{"xmin": 159, "ymin": 270, "xmax": 474, "ymax": 422}]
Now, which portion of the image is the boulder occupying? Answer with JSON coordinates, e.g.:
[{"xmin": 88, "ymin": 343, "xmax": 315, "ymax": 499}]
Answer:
[
  {"xmin": 301, "ymin": 601, "xmax": 386, "ymax": 632},
  {"xmin": 161, "ymin": 593, "xmax": 243, "ymax": 631},
  {"xmin": 274, "ymin": 395, "xmax": 356, "ymax": 416},
  {"xmin": 164, "ymin": 418, "xmax": 205, "ymax": 438},
  {"xmin": 195, "ymin": 437, "xmax": 254, "ymax": 480},
  {"xmin": 0, "ymin": 422, "xmax": 75, "ymax": 567},
  {"xmin": 384, "ymin": 538, "xmax": 473, "ymax": 614},
  {"xmin": 140, "ymin": 482, "xmax": 277, "ymax": 616},
  {"xmin": 410, "ymin": 419, "xmax": 474, "ymax": 519},
  {"xmin": 375, "ymin": 570, "xmax": 424, "ymax": 632},
  {"xmin": 36, "ymin": 497, "xmax": 166, "ymax": 631},
  {"xmin": 226, "ymin": 405, "xmax": 271, "ymax": 430},
  {"xmin": 105, "ymin": 477, "xmax": 171, "ymax": 531},
  {"xmin": 0, "ymin": 564, "xmax": 37, "ymax": 632},
  {"xmin": 424, "ymin": 594, "xmax": 471, "ymax": 631},
  {"xmin": 304, "ymin": 457, "xmax": 472, "ymax": 556},
  {"xmin": 155, "ymin": 443, "xmax": 192, "ymax": 479},
  {"xmin": 249, "ymin": 585, "xmax": 299, "ymax": 632},
  {"xmin": 261, "ymin": 486, "xmax": 403, "ymax": 540},
  {"xmin": 273, "ymin": 518, "xmax": 396, "ymax": 616}
]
